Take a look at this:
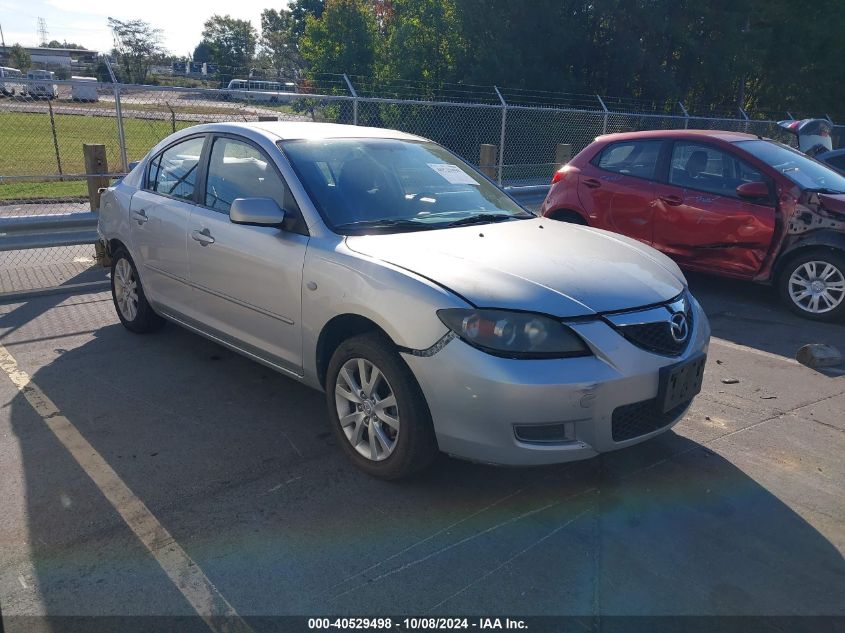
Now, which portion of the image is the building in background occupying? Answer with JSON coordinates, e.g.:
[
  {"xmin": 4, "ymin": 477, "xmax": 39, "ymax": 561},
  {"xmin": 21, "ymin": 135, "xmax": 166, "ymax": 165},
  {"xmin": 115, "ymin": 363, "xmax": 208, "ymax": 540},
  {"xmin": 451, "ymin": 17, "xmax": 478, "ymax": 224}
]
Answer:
[{"xmin": 0, "ymin": 45, "xmax": 99, "ymax": 76}]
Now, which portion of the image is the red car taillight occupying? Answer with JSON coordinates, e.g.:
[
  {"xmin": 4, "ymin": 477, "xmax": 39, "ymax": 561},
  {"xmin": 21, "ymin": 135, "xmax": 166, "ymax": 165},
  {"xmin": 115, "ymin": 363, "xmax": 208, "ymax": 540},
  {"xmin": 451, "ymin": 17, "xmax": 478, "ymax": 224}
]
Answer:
[{"xmin": 551, "ymin": 168, "xmax": 569, "ymax": 185}]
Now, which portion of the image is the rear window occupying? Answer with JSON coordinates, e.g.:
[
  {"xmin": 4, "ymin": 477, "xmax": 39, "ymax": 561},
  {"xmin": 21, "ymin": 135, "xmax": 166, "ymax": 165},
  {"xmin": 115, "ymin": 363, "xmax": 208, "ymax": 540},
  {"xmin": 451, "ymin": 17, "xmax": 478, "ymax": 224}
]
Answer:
[{"xmin": 594, "ymin": 140, "xmax": 662, "ymax": 180}]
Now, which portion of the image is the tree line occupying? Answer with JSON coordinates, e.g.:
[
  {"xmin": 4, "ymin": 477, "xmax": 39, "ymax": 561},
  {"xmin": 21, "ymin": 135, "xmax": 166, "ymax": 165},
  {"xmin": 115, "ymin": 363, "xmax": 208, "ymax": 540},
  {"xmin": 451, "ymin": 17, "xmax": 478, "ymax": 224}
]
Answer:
[{"xmin": 110, "ymin": 0, "xmax": 843, "ymax": 117}]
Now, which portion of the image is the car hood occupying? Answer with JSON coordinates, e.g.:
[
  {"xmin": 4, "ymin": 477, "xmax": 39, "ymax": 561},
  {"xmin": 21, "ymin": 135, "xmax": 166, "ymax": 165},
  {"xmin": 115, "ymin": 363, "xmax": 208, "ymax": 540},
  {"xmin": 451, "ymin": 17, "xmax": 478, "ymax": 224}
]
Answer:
[
  {"xmin": 818, "ymin": 193, "xmax": 845, "ymax": 216},
  {"xmin": 345, "ymin": 218, "xmax": 686, "ymax": 316}
]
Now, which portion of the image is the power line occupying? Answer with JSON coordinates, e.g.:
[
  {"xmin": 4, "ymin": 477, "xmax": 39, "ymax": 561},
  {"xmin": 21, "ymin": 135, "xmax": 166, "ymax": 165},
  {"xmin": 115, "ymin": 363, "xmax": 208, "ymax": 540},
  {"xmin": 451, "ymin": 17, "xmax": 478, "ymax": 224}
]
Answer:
[{"xmin": 37, "ymin": 17, "xmax": 48, "ymax": 46}]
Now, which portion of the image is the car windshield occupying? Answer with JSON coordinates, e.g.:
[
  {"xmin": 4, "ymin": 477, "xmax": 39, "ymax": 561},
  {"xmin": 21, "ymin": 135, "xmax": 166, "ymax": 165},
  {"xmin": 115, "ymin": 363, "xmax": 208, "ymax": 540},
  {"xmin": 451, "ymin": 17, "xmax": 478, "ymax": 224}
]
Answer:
[
  {"xmin": 279, "ymin": 138, "xmax": 532, "ymax": 234},
  {"xmin": 736, "ymin": 139, "xmax": 845, "ymax": 193}
]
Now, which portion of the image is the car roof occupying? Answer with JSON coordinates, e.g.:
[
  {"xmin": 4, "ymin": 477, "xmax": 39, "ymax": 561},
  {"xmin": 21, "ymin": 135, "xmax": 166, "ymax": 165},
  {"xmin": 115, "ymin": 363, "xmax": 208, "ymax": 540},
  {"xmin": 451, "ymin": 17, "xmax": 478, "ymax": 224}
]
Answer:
[
  {"xmin": 183, "ymin": 121, "xmax": 428, "ymax": 143},
  {"xmin": 594, "ymin": 129, "xmax": 761, "ymax": 144}
]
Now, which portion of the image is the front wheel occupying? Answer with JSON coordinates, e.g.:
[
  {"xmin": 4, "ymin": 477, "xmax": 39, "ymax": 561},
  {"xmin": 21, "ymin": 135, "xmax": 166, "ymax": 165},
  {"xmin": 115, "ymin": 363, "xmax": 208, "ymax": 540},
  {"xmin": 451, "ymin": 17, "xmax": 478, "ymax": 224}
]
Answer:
[
  {"xmin": 326, "ymin": 333, "xmax": 438, "ymax": 479},
  {"xmin": 778, "ymin": 249, "xmax": 845, "ymax": 321},
  {"xmin": 111, "ymin": 249, "xmax": 164, "ymax": 333}
]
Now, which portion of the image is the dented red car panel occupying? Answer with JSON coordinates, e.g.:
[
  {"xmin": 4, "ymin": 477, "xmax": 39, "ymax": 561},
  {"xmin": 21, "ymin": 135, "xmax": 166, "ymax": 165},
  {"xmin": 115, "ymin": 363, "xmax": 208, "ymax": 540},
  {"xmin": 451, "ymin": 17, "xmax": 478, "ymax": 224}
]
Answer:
[{"xmin": 540, "ymin": 130, "xmax": 845, "ymax": 284}]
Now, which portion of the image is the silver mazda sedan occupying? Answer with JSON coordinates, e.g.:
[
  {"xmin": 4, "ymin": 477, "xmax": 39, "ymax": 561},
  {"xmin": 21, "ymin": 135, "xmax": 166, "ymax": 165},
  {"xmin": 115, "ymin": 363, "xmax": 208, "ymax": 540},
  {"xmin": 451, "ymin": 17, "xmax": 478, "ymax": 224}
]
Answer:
[{"xmin": 98, "ymin": 122, "xmax": 710, "ymax": 478}]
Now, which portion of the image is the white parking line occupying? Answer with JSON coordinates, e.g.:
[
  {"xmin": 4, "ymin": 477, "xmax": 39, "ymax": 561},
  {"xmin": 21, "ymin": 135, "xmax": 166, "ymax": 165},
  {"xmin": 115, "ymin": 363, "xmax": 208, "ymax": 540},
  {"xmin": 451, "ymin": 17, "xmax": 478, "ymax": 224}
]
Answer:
[{"xmin": 0, "ymin": 343, "xmax": 252, "ymax": 633}]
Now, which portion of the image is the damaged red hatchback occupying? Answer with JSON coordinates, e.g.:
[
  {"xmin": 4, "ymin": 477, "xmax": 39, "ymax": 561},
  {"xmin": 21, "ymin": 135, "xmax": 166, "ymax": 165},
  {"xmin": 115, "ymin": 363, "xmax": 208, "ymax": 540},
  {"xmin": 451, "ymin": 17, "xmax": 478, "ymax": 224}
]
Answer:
[{"xmin": 541, "ymin": 130, "xmax": 845, "ymax": 321}]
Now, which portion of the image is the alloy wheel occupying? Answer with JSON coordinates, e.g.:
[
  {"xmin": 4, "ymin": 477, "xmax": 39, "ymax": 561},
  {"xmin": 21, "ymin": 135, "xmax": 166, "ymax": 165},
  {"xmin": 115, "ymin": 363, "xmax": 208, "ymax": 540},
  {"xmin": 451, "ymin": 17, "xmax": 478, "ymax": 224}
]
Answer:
[
  {"xmin": 788, "ymin": 260, "xmax": 845, "ymax": 314},
  {"xmin": 334, "ymin": 357, "xmax": 400, "ymax": 461},
  {"xmin": 114, "ymin": 258, "xmax": 139, "ymax": 322}
]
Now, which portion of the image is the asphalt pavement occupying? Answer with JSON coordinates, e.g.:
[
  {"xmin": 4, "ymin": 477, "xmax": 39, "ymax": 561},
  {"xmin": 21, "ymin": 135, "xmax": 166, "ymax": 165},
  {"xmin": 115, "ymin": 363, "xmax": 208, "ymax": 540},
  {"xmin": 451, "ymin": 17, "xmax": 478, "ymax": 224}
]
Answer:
[{"xmin": 0, "ymin": 272, "xmax": 843, "ymax": 630}]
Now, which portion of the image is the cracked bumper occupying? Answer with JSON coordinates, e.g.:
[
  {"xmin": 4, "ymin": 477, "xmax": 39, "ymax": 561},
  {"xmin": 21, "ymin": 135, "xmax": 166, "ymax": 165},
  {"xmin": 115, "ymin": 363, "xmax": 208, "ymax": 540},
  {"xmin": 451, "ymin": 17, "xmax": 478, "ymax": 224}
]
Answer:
[{"xmin": 401, "ymin": 298, "xmax": 710, "ymax": 466}]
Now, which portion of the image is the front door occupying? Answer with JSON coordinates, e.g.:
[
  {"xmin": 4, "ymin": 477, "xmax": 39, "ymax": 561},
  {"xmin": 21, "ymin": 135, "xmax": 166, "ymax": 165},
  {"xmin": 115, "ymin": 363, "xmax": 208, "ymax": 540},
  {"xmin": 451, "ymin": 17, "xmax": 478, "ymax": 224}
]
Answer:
[{"xmin": 187, "ymin": 135, "xmax": 309, "ymax": 375}]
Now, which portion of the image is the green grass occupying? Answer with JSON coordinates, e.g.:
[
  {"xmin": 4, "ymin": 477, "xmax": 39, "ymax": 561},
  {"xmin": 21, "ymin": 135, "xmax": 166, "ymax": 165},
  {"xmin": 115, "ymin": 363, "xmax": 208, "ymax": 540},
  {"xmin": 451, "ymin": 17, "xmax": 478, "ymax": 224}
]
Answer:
[
  {"xmin": 0, "ymin": 179, "xmax": 88, "ymax": 200},
  {"xmin": 0, "ymin": 110, "xmax": 197, "ymax": 177}
]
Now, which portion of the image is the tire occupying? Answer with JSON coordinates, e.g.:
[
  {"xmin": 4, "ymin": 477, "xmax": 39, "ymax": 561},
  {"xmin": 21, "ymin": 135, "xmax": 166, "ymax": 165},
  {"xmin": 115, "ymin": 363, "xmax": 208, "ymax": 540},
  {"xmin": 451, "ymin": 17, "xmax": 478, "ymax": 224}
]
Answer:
[
  {"xmin": 326, "ymin": 332, "xmax": 438, "ymax": 479},
  {"xmin": 110, "ymin": 248, "xmax": 165, "ymax": 333},
  {"xmin": 547, "ymin": 210, "xmax": 587, "ymax": 225},
  {"xmin": 777, "ymin": 249, "xmax": 845, "ymax": 321}
]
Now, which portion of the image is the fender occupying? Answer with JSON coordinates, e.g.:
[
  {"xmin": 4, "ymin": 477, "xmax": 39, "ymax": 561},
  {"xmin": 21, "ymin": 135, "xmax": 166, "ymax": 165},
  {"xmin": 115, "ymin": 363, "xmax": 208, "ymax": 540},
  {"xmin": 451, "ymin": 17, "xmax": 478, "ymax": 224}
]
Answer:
[{"xmin": 771, "ymin": 229, "xmax": 845, "ymax": 281}]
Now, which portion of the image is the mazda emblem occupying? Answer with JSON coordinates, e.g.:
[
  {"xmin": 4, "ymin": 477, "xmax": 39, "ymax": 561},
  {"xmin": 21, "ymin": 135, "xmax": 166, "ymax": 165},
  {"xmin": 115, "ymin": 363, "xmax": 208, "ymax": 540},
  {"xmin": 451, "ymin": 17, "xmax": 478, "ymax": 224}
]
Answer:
[{"xmin": 669, "ymin": 312, "xmax": 689, "ymax": 343}]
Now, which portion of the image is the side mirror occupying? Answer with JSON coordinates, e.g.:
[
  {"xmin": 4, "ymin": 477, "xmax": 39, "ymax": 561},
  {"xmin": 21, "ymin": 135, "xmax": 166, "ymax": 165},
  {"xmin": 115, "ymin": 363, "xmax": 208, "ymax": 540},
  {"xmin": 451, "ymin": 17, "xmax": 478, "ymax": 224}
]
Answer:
[
  {"xmin": 736, "ymin": 181, "xmax": 769, "ymax": 200},
  {"xmin": 230, "ymin": 197, "xmax": 286, "ymax": 227}
]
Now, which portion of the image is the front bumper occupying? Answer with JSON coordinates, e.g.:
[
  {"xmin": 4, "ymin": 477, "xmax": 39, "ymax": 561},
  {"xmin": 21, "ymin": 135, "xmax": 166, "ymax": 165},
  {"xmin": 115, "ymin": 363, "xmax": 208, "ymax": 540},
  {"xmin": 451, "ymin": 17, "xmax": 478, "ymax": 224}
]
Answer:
[{"xmin": 402, "ymin": 298, "xmax": 710, "ymax": 466}]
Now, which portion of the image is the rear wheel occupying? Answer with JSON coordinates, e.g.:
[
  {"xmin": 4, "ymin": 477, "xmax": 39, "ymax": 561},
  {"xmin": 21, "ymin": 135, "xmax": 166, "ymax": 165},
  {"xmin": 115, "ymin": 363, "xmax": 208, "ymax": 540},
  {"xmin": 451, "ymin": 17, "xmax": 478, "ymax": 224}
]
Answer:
[
  {"xmin": 326, "ymin": 332, "xmax": 438, "ymax": 479},
  {"xmin": 111, "ymin": 249, "xmax": 164, "ymax": 333},
  {"xmin": 778, "ymin": 249, "xmax": 845, "ymax": 321}
]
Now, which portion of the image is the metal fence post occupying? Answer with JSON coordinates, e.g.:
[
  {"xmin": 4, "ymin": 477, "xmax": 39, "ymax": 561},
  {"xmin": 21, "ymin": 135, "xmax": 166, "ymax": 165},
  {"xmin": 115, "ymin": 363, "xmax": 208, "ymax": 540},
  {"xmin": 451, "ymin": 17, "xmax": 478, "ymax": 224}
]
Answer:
[
  {"xmin": 678, "ymin": 101, "xmax": 690, "ymax": 129},
  {"xmin": 104, "ymin": 56, "xmax": 128, "ymax": 171},
  {"xmin": 596, "ymin": 94, "xmax": 609, "ymax": 135},
  {"xmin": 739, "ymin": 107, "xmax": 750, "ymax": 133},
  {"xmin": 47, "ymin": 99, "xmax": 63, "ymax": 180},
  {"xmin": 343, "ymin": 74, "xmax": 359, "ymax": 126},
  {"xmin": 494, "ymin": 86, "xmax": 507, "ymax": 186}
]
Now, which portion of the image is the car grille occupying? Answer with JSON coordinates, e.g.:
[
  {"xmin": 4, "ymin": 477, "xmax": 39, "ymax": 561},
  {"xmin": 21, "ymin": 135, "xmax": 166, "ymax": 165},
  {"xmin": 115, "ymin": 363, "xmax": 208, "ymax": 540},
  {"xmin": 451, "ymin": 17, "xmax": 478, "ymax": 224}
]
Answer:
[
  {"xmin": 611, "ymin": 398, "xmax": 690, "ymax": 442},
  {"xmin": 605, "ymin": 294, "xmax": 693, "ymax": 357},
  {"xmin": 616, "ymin": 315, "xmax": 693, "ymax": 356}
]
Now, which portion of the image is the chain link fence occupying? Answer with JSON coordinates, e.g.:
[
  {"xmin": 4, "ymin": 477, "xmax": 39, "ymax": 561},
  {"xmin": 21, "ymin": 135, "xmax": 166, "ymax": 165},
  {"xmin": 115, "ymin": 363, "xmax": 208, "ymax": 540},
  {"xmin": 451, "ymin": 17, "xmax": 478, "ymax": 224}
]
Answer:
[{"xmin": 0, "ymin": 73, "xmax": 815, "ymax": 296}]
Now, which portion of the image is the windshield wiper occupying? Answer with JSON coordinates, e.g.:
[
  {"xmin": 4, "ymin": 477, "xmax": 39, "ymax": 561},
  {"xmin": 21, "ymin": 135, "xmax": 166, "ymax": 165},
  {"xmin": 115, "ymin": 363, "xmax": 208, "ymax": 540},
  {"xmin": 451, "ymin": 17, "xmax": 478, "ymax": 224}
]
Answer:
[
  {"xmin": 334, "ymin": 218, "xmax": 438, "ymax": 232},
  {"xmin": 443, "ymin": 213, "xmax": 526, "ymax": 228}
]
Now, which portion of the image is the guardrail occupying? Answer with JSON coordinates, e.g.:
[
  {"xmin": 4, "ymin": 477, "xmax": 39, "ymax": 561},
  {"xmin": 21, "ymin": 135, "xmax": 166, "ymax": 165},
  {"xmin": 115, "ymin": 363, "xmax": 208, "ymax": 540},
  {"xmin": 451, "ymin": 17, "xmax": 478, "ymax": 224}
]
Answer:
[
  {"xmin": 0, "ymin": 185, "xmax": 552, "ymax": 254},
  {"xmin": 0, "ymin": 212, "xmax": 99, "ymax": 252}
]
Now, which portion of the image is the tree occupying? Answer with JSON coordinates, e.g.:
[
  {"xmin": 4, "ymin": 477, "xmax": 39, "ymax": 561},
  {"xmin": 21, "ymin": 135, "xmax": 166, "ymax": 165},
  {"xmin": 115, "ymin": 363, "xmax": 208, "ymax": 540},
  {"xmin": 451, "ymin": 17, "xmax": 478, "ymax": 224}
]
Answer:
[
  {"xmin": 290, "ymin": 0, "xmax": 325, "ymax": 43},
  {"xmin": 300, "ymin": 0, "xmax": 377, "ymax": 77},
  {"xmin": 379, "ymin": 0, "xmax": 463, "ymax": 84},
  {"xmin": 108, "ymin": 18, "xmax": 165, "ymax": 84},
  {"xmin": 42, "ymin": 39, "xmax": 86, "ymax": 49},
  {"xmin": 193, "ymin": 41, "xmax": 214, "ymax": 63},
  {"xmin": 7, "ymin": 44, "xmax": 31, "ymax": 71},
  {"xmin": 259, "ymin": 8, "xmax": 301, "ymax": 79},
  {"xmin": 200, "ymin": 15, "xmax": 257, "ymax": 75}
]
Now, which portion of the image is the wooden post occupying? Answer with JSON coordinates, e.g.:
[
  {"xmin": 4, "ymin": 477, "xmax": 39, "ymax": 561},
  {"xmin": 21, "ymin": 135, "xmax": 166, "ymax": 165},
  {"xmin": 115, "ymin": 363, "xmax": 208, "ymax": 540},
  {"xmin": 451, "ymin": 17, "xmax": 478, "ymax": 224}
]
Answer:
[
  {"xmin": 479, "ymin": 144, "xmax": 497, "ymax": 179},
  {"xmin": 555, "ymin": 143, "xmax": 572, "ymax": 169},
  {"xmin": 83, "ymin": 144, "xmax": 109, "ymax": 212}
]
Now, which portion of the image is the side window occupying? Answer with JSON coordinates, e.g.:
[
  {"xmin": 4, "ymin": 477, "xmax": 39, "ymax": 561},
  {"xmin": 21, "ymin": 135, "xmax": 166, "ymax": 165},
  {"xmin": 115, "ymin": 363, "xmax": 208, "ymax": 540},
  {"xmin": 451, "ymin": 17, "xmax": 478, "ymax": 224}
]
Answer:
[
  {"xmin": 595, "ymin": 140, "xmax": 662, "ymax": 180},
  {"xmin": 204, "ymin": 137, "xmax": 300, "ymax": 216},
  {"xmin": 826, "ymin": 155, "xmax": 845, "ymax": 171},
  {"xmin": 669, "ymin": 142, "xmax": 766, "ymax": 198},
  {"xmin": 145, "ymin": 136, "xmax": 205, "ymax": 201}
]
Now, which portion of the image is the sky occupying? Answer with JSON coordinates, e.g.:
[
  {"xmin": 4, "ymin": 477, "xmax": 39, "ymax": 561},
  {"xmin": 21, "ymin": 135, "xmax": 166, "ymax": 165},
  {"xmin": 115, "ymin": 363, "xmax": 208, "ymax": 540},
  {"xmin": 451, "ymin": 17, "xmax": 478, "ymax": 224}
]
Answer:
[{"xmin": 0, "ymin": 0, "xmax": 274, "ymax": 55}]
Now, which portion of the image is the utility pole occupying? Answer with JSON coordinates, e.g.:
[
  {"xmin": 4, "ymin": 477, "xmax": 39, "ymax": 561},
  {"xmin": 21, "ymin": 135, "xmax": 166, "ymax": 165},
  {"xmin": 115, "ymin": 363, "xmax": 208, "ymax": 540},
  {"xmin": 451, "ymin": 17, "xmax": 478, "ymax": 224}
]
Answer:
[{"xmin": 0, "ymin": 22, "xmax": 6, "ymax": 49}]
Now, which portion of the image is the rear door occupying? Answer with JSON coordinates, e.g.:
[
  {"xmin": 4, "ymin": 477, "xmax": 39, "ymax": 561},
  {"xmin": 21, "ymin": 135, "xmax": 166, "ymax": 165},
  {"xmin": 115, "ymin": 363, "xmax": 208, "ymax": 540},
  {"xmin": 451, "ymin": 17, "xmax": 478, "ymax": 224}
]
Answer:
[
  {"xmin": 187, "ymin": 135, "xmax": 309, "ymax": 375},
  {"xmin": 129, "ymin": 134, "xmax": 206, "ymax": 316},
  {"xmin": 578, "ymin": 139, "xmax": 664, "ymax": 245},
  {"xmin": 652, "ymin": 141, "xmax": 776, "ymax": 277}
]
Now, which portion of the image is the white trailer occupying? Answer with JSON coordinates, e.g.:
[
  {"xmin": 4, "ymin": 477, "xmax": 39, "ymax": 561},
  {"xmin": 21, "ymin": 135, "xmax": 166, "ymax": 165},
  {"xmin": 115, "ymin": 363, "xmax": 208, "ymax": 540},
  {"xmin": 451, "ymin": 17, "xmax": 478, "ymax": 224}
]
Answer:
[{"xmin": 71, "ymin": 76, "xmax": 99, "ymax": 102}]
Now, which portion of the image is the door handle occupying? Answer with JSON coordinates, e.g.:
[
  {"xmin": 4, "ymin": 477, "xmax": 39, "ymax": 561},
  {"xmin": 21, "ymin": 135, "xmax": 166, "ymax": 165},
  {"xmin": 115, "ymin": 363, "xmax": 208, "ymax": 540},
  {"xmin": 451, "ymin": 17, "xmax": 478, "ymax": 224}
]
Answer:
[
  {"xmin": 191, "ymin": 228, "xmax": 215, "ymax": 246},
  {"xmin": 659, "ymin": 195, "xmax": 683, "ymax": 206},
  {"xmin": 131, "ymin": 209, "xmax": 148, "ymax": 225},
  {"xmin": 583, "ymin": 178, "xmax": 602, "ymax": 189}
]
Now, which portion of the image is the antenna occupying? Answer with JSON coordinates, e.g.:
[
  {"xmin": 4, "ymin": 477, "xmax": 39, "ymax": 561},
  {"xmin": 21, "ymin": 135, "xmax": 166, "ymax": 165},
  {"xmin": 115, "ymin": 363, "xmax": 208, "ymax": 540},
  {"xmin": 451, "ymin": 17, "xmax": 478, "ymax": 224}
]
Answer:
[{"xmin": 37, "ymin": 17, "xmax": 48, "ymax": 46}]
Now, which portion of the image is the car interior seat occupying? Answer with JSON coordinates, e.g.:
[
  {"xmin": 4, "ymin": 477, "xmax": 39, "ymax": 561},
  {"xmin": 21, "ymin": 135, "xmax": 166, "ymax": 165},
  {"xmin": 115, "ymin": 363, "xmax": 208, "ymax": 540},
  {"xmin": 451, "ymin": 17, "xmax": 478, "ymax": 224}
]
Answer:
[{"xmin": 337, "ymin": 157, "xmax": 400, "ymax": 222}]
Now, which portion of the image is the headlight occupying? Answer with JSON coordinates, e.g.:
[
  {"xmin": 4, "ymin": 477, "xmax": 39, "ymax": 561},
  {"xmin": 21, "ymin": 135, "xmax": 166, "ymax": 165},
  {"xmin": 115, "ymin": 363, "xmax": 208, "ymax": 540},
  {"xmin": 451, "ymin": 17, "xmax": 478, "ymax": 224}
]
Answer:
[{"xmin": 437, "ymin": 308, "xmax": 590, "ymax": 359}]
